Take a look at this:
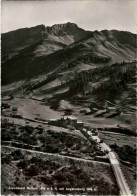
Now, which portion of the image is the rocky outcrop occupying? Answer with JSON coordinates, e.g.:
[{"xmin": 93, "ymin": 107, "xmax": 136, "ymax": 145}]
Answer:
[{"xmin": 2, "ymin": 22, "xmax": 90, "ymax": 58}]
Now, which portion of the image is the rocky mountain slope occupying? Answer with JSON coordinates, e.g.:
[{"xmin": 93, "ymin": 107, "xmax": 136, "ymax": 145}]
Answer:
[
  {"xmin": 2, "ymin": 22, "xmax": 91, "ymax": 59},
  {"xmin": 1, "ymin": 22, "xmax": 136, "ymax": 84},
  {"xmin": 1, "ymin": 23, "xmax": 136, "ymax": 129}
]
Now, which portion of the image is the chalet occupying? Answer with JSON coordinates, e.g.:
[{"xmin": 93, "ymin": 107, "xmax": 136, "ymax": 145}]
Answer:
[
  {"xmin": 84, "ymin": 124, "xmax": 91, "ymax": 130},
  {"xmin": 106, "ymin": 106, "xmax": 116, "ymax": 112},
  {"xmin": 67, "ymin": 125, "xmax": 75, "ymax": 131},
  {"xmin": 65, "ymin": 109, "xmax": 72, "ymax": 115},
  {"xmin": 80, "ymin": 108, "xmax": 90, "ymax": 114},
  {"xmin": 77, "ymin": 121, "xmax": 83, "ymax": 129},
  {"xmin": 49, "ymin": 119, "xmax": 57, "ymax": 126},
  {"xmin": 48, "ymin": 116, "xmax": 85, "ymax": 130},
  {"xmin": 11, "ymin": 114, "xmax": 22, "ymax": 119},
  {"xmin": 63, "ymin": 116, "xmax": 70, "ymax": 125},
  {"xmin": 12, "ymin": 106, "xmax": 18, "ymax": 112},
  {"xmin": 67, "ymin": 116, "xmax": 77, "ymax": 126},
  {"xmin": 2, "ymin": 103, "xmax": 10, "ymax": 109}
]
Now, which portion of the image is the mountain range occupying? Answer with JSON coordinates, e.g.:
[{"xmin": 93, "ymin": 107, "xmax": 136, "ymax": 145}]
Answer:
[
  {"xmin": 1, "ymin": 22, "xmax": 136, "ymax": 196},
  {"xmin": 1, "ymin": 22, "xmax": 136, "ymax": 84},
  {"xmin": 1, "ymin": 23, "xmax": 136, "ymax": 129}
]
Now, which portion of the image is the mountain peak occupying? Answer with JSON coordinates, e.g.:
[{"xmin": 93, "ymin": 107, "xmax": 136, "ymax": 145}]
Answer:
[
  {"xmin": 1, "ymin": 22, "xmax": 90, "ymax": 60},
  {"xmin": 52, "ymin": 22, "xmax": 78, "ymax": 28},
  {"xmin": 45, "ymin": 22, "xmax": 84, "ymax": 36}
]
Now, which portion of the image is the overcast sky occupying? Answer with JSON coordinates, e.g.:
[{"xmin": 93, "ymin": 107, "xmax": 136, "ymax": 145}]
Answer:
[{"xmin": 1, "ymin": 0, "xmax": 136, "ymax": 33}]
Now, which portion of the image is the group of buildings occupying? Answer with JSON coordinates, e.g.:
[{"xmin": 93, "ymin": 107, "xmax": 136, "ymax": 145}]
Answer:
[
  {"xmin": 2, "ymin": 102, "xmax": 22, "ymax": 118},
  {"xmin": 48, "ymin": 116, "xmax": 90, "ymax": 131}
]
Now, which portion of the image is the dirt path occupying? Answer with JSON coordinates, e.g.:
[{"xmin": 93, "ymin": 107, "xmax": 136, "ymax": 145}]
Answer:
[{"xmin": 2, "ymin": 145, "xmax": 110, "ymax": 166}]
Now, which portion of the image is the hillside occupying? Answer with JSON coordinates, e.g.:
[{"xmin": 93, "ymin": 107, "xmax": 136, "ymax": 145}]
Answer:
[
  {"xmin": 1, "ymin": 23, "xmax": 136, "ymax": 127},
  {"xmin": 1, "ymin": 23, "xmax": 136, "ymax": 195},
  {"xmin": 1, "ymin": 23, "xmax": 136, "ymax": 84},
  {"xmin": 2, "ymin": 22, "xmax": 91, "ymax": 60}
]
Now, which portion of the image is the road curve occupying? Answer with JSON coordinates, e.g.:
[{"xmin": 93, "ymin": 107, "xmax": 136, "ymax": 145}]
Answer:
[{"xmin": 91, "ymin": 134, "xmax": 133, "ymax": 196}]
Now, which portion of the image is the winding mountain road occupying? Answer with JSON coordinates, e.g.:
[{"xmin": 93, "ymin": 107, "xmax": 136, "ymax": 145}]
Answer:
[{"xmin": 91, "ymin": 134, "xmax": 133, "ymax": 196}]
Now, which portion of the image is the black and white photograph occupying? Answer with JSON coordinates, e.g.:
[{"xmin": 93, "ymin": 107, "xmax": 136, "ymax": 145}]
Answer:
[{"xmin": 1, "ymin": 0, "xmax": 136, "ymax": 195}]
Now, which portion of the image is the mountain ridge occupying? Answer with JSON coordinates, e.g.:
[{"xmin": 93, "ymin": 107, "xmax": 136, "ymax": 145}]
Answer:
[
  {"xmin": 1, "ymin": 22, "xmax": 136, "ymax": 85},
  {"xmin": 2, "ymin": 22, "xmax": 91, "ymax": 58},
  {"xmin": 2, "ymin": 22, "xmax": 136, "ymax": 58}
]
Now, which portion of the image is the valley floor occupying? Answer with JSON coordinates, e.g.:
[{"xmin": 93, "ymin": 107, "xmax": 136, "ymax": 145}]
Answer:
[{"xmin": 1, "ymin": 95, "xmax": 136, "ymax": 195}]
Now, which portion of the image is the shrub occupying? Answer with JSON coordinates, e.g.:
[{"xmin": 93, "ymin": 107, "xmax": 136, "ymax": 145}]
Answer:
[
  {"xmin": 2, "ymin": 132, "xmax": 12, "ymax": 141},
  {"xmin": 37, "ymin": 128, "xmax": 43, "ymax": 134},
  {"xmin": 110, "ymin": 144, "xmax": 136, "ymax": 164},
  {"xmin": 2, "ymin": 154, "xmax": 12, "ymax": 164},
  {"xmin": 17, "ymin": 159, "xmax": 30, "ymax": 169},
  {"xmin": 21, "ymin": 132, "xmax": 30, "ymax": 144},
  {"xmin": 26, "ymin": 165, "xmax": 39, "ymax": 176},
  {"xmin": 11, "ymin": 150, "xmax": 24, "ymax": 160},
  {"xmin": 41, "ymin": 176, "xmax": 52, "ymax": 185},
  {"xmin": 30, "ymin": 156, "xmax": 40, "ymax": 163},
  {"xmin": 65, "ymin": 141, "xmax": 73, "ymax": 148},
  {"xmin": 43, "ymin": 145, "xmax": 61, "ymax": 153},
  {"xmin": 54, "ymin": 171, "xmax": 67, "ymax": 182},
  {"xmin": 29, "ymin": 135, "xmax": 37, "ymax": 145},
  {"xmin": 38, "ymin": 135, "xmax": 46, "ymax": 143},
  {"xmin": 13, "ymin": 189, "xmax": 20, "ymax": 194},
  {"xmin": 12, "ymin": 142, "xmax": 23, "ymax": 148},
  {"xmin": 24, "ymin": 125, "xmax": 34, "ymax": 134}
]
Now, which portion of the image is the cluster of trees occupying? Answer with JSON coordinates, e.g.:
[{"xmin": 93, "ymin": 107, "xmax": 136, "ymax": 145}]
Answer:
[
  {"xmin": 2, "ymin": 121, "xmax": 96, "ymax": 156},
  {"xmin": 2, "ymin": 122, "xmax": 20, "ymax": 142},
  {"xmin": 2, "ymin": 149, "xmax": 24, "ymax": 164},
  {"xmin": 16, "ymin": 155, "xmax": 119, "ymax": 195},
  {"xmin": 74, "ymin": 53, "xmax": 111, "ymax": 64},
  {"xmin": 2, "ymin": 122, "xmax": 46, "ymax": 147},
  {"xmin": 3, "ymin": 125, "xmax": 97, "ymax": 156},
  {"xmin": 11, "ymin": 150, "xmax": 24, "ymax": 160},
  {"xmin": 2, "ymin": 152, "xmax": 12, "ymax": 164},
  {"xmin": 68, "ymin": 61, "xmax": 135, "ymax": 104},
  {"xmin": 110, "ymin": 144, "xmax": 136, "ymax": 165},
  {"xmin": 37, "ymin": 130, "xmax": 103, "ymax": 157},
  {"xmin": 43, "ymin": 131, "xmax": 87, "ymax": 154}
]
